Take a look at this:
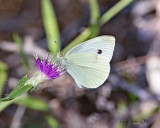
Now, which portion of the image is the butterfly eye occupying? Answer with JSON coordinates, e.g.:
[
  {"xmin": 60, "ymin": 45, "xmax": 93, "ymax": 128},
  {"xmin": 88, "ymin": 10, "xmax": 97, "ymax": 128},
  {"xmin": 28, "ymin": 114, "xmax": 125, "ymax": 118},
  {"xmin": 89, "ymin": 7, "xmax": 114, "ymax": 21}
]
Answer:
[{"xmin": 97, "ymin": 49, "xmax": 102, "ymax": 54}]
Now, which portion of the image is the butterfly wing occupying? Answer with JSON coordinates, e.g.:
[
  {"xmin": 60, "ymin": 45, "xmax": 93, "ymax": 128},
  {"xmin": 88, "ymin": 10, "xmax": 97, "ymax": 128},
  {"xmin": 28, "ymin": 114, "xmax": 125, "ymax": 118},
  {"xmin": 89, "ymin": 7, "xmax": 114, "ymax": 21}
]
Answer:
[
  {"xmin": 65, "ymin": 54, "xmax": 110, "ymax": 88},
  {"xmin": 65, "ymin": 36, "xmax": 115, "ymax": 62}
]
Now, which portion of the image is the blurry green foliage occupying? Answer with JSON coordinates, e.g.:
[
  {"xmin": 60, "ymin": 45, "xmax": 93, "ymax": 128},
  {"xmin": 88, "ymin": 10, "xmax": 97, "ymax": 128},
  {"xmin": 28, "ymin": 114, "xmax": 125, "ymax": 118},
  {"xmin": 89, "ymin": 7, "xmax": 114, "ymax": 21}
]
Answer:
[
  {"xmin": 128, "ymin": 92, "xmax": 139, "ymax": 104},
  {"xmin": 17, "ymin": 96, "xmax": 49, "ymax": 112},
  {"xmin": 117, "ymin": 100, "xmax": 127, "ymax": 115},
  {"xmin": 46, "ymin": 115, "xmax": 60, "ymax": 128},
  {"xmin": 0, "ymin": 96, "xmax": 21, "ymax": 112},
  {"xmin": 100, "ymin": 0, "xmax": 134, "ymax": 26},
  {"xmin": 0, "ymin": 95, "xmax": 48, "ymax": 112},
  {"xmin": 89, "ymin": 0, "xmax": 100, "ymax": 38},
  {"xmin": 61, "ymin": 0, "xmax": 134, "ymax": 55},
  {"xmin": 41, "ymin": 0, "xmax": 61, "ymax": 55},
  {"xmin": 115, "ymin": 120, "xmax": 125, "ymax": 128},
  {"xmin": 133, "ymin": 104, "xmax": 159, "ymax": 123},
  {"xmin": 122, "ymin": 72, "xmax": 136, "ymax": 84},
  {"xmin": 0, "ymin": 61, "xmax": 7, "ymax": 97},
  {"xmin": 13, "ymin": 33, "xmax": 29, "ymax": 72}
]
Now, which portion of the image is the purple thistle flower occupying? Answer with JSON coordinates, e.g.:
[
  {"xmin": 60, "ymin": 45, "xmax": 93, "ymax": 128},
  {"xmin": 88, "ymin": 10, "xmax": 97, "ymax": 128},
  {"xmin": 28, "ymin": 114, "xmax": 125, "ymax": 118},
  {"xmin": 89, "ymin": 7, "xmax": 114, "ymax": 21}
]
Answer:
[
  {"xmin": 24, "ymin": 53, "xmax": 66, "ymax": 88},
  {"xmin": 34, "ymin": 53, "xmax": 65, "ymax": 80}
]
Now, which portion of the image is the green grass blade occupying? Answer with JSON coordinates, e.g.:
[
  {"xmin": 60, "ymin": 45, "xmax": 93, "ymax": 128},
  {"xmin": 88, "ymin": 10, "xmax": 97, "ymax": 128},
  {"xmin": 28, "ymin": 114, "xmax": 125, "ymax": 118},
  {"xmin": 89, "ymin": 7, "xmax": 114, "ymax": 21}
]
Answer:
[
  {"xmin": 61, "ymin": 0, "xmax": 100, "ymax": 55},
  {"xmin": 62, "ymin": 0, "xmax": 133, "ymax": 55},
  {"xmin": 0, "ymin": 61, "xmax": 7, "ymax": 97},
  {"xmin": 100, "ymin": 0, "xmax": 134, "ymax": 26},
  {"xmin": 89, "ymin": 0, "xmax": 100, "ymax": 38},
  {"xmin": 0, "ymin": 96, "xmax": 49, "ymax": 112},
  {"xmin": 89, "ymin": 0, "xmax": 100, "ymax": 25},
  {"xmin": 13, "ymin": 34, "xmax": 29, "ymax": 73},
  {"xmin": 0, "ymin": 100, "xmax": 14, "ymax": 112},
  {"xmin": 41, "ymin": 0, "xmax": 61, "ymax": 54},
  {"xmin": 46, "ymin": 115, "xmax": 60, "ymax": 128},
  {"xmin": 17, "ymin": 96, "xmax": 49, "ymax": 112},
  {"xmin": 0, "ymin": 97, "xmax": 20, "ymax": 112}
]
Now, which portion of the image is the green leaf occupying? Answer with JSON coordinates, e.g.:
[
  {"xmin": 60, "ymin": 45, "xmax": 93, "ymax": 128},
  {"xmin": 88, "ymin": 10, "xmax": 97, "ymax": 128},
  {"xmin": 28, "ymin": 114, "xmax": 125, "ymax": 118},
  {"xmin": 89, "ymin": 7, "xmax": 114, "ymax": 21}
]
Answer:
[
  {"xmin": 0, "ymin": 61, "xmax": 8, "ymax": 97},
  {"xmin": 41, "ymin": 0, "xmax": 61, "ymax": 55},
  {"xmin": 13, "ymin": 33, "xmax": 29, "ymax": 73},
  {"xmin": 9, "ymin": 76, "xmax": 27, "ymax": 96},
  {"xmin": 46, "ymin": 115, "xmax": 60, "ymax": 128},
  {"xmin": 0, "ymin": 76, "xmax": 30, "ymax": 101},
  {"xmin": 0, "ymin": 84, "xmax": 33, "ymax": 101}
]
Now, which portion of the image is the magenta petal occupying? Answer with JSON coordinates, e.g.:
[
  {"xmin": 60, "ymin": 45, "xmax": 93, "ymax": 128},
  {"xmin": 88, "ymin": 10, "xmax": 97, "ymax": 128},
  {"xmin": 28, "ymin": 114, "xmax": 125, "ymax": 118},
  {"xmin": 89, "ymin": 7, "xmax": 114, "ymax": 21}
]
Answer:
[
  {"xmin": 36, "ymin": 59, "xmax": 42, "ymax": 71},
  {"xmin": 36, "ymin": 58, "xmax": 60, "ymax": 79}
]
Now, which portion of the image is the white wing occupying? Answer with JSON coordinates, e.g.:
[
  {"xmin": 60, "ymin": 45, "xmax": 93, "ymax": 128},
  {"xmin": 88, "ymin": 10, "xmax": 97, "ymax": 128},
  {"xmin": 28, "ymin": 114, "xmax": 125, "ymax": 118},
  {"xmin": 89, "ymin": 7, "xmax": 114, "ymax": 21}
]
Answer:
[
  {"xmin": 65, "ymin": 36, "xmax": 115, "ymax": 62},
  {"xmin": 65, "ymin": 54, "xmax": 110, "ymax": 88}
]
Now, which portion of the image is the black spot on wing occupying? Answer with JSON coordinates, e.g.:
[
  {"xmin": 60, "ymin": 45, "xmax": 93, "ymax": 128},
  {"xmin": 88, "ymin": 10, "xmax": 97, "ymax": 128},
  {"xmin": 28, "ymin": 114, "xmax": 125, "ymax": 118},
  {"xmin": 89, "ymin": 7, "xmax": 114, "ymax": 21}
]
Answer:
[{"xmin": 97, "ymin": 49, "xmax": 102, "ymax": 54}]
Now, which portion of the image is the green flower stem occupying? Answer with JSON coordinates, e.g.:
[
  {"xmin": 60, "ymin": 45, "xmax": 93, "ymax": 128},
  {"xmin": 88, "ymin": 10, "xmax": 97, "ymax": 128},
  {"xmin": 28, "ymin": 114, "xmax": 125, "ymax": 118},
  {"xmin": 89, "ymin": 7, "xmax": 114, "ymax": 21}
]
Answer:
[{"xmin": 100, "ymin": 0, "xmax": 134, "ymax": 26}]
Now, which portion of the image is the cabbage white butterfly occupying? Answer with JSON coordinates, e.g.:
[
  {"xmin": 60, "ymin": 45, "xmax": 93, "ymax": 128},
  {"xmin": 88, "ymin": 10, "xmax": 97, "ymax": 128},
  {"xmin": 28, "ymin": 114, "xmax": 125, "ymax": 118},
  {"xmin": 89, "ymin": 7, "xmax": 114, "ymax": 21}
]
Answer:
[{"xmin": 60, "ymin": 36, "xmax": 115, "ymax": 88}]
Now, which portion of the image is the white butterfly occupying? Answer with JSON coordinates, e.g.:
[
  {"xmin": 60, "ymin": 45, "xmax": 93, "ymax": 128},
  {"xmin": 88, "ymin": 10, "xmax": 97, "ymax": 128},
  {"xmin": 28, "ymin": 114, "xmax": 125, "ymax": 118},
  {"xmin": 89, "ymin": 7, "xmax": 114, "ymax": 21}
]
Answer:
[{"xmin": 60, "ymin": 36, "xmax": 115, "ymax": 88}]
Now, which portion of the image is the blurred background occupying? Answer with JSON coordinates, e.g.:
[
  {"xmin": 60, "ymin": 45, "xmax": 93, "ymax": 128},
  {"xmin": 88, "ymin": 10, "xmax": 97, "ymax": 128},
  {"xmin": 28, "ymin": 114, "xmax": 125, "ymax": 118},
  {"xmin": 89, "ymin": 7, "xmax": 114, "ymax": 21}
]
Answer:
[{"xmin": 0, "ymin": 0, "xmax": 160, "ymax": 128}]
